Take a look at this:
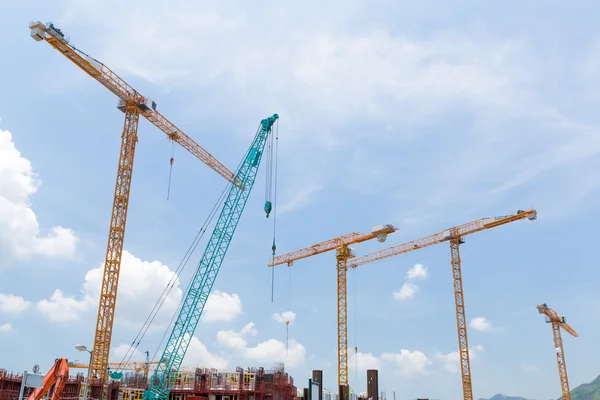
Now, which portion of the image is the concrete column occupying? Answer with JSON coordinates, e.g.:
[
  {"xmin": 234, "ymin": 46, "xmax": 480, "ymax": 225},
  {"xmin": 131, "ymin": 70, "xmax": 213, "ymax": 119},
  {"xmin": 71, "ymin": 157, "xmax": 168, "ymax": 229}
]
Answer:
[
  {"xmin": 366, "ymin": 370, "xmax": 378, "ymax": 400},
  {"xmin": 312, "ymin": 371, "xmax": 323, "ymax": 400}
]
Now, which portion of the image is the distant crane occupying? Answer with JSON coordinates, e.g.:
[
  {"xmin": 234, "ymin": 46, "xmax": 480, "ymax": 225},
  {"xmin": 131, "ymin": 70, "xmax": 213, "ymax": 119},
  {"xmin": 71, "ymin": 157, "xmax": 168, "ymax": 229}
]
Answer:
[
  {"xmin": 536, "ymin": 303, "xmax": 578, "ymax": 400},
  {"xmin": 268, "ymin": 224, "xmax": 398, "ymax": 399},
  {"xmin": 345, "ymin": 209, "xmax": 538, "ymax": 400},
  {"xmin": 29, "ymin": 21, "xmax": 241, "ymax": 382}
]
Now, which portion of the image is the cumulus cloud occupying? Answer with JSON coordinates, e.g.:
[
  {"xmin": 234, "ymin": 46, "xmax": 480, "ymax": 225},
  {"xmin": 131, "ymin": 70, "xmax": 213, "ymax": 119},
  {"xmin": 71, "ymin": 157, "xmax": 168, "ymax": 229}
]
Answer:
[
  {"xmin": 349, "ymin": 351, "xmax": 382, "ymax": 371},
  {"xmin": 381, "ymin": 349, "xmax": 431, "ymax": 377},
  {"xmin": 469, "ymin": 316, "xmax": 496, "ymax": 333},
  {"xmin": 272, "ymin": 311, "xmax": 296, "ymax": 324},
  {"xmin": 217, "ymin": 322, "xmax": 258, "ymax": 350},
  {"xmin": 0, "ymin": 129, "xmax": 78, "ymax": 267},
  {"xmin": 185, "ymin": 336, "xmax": 229, "ymax": 369},
  {"xmin": 37, "ymin": 250, "xmax": 182, "ymax": 326},
  {"xmin": 0, "ymin": 293, "xmax": 31, "ymax": 313},
  {"xmin": 202, "ymin": 291, "xmax": 243, "ymax": 322},
  {"xmin": 349, "ymin": 349, "xmax": 430, "ymax": 377},
  {"xmin": 217, "ymin": 322, "xmax": 306, "ymax": 367},
  {"xmin": 394, "ymin": 263, "xmax": 430, "ymax": 301},
  {"xmin": 0, "ymin": 323, "xmax": 13, "ymax": 332},
  {"xmin": 37, "ymin": 289, "xmax": 92, "ymax": 322},
  {"xmin": 113, "ymin": 334, "xmax": 228, "ymax": 370},
  {"xmin": 393, "ymin": 282, "xmax": 418, "ymax": 301},
  {"xmin": 244, "ymin": 338, "xmax": 306, "ymax": 368},
  {"xmin": 434, "ymin": 344, "xmax": 485, "ymax": 373},
  {"xmin": 406, "ymin": 264, "xmax": 428, "ymax": 280}
]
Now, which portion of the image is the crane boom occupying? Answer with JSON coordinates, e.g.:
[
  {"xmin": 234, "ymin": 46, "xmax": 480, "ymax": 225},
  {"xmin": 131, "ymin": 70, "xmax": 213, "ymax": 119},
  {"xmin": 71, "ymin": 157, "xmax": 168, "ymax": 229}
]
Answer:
[
  {"xmin": 29, "ymin": 21, "xmax": 239, "ymax": 186},
  {"xmin": 536, "ymin": 303, "xmax": 578, "ymax": 400},
  {"xmin": 266, "ymin": 224, "xmax": 397, "ymax": 400},
  {"xmin": 29, "ymin": 20, "xmax": 242, "ymax": 383},
  {"xmin": 268, "ymin": 224, "xmax": 397, "ymax": 267},
  {"xmin": 343, "ymin": 209, "xmax": 536, "ymax": 400},
  {"xmin": 144, "ymin": 114, "xmax": 279, "ymax": 400},
  {"xmin": 347, "ymin": 209, "xmax": 537, "ymax": 268}
]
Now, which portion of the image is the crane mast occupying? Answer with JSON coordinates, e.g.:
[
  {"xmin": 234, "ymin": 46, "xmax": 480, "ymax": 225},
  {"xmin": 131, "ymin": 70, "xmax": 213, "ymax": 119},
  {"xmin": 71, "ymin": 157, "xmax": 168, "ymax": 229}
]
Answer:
[
  {"xmin": 29, "ymin": 20, "xmax": 240, "ymax": 383},
  {"xmin": 536, "ymin": 303, "xmax": 578, "ymax": 400},
  {"xmin": 144, "ymin": 114, "xmax": 279, "ymax": 400},
  {"xmin": 268, "ymin": 224, "xmax": 397, "ymax": 399},
  {"xmin": 347, "ymin": 209, "xmax": 537, "ymax": 400}
]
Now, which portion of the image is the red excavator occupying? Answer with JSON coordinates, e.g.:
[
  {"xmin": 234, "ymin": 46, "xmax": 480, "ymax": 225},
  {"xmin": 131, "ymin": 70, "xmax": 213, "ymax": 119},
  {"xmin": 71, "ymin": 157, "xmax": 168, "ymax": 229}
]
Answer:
[{"xmin": 27, "ymin": 358, "xmax": 69, "ymax": 400}]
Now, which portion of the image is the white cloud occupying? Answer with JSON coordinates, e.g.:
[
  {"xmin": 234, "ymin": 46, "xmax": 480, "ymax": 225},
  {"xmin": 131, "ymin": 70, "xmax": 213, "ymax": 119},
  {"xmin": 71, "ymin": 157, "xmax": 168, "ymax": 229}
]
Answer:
[
  {"xmin": 272, "ymin": 311, "xmax": 296, "ymax": 324},
  {"xmin": 381, "ymin": 349, "xmax": 431, "ymax": 377},
  {"xmin": 36, "ymin": 289, "xmax": 92, "ymax": 322},
  {"xmin": 0, "ymin": 293, "xmax": 31, "ymax": 313},
  {"xmin": 184, "ymin": 336, "xmax": 228, "ymax": 369},
  {"xmin": 112, "ymin": 335, "xmax": 228, "ymax": 370},
  {"xmin": 0, "ymin": 129, "xmax": 78, "ymax": 268},
  {"xmin": 349, "ymin": 351, "xmax": 382, "ymax": 371},
  {"xmin": 434, "ymin": 344, "xmax": 485, "ymax": 373},
  {"xmin": 469, "ymin": 316, "xmax": 496, "ymax": 333},
  {"xmin": 202, "ymin": 290, "xmax": 243, "ymax": 323},
  {"xmin": 0, "ymin": 323, "xmax": 13, "ymax": 332},
  {"xmin": 406, "ymin": 263, "xmax": 428, "ymax": 280},
  {"xmin": 59, "ymin": 2, "xmax": 526, "ymax": 125},
  {"xmin": 217, "ymin": 322, "xmax": 306, "ymax": 367},
  {"xmin": 111, "ymin": 344, "xmax": 147, "ymax": 362},
  {"xmin": 37, "ymin": 250, "xmax": 183, "ymax": 328},
  {"xmin": 217, "ymin": 322, "xmax": 257, "ymax": 350},
  {"xmin": 244, "ymin": 338, "xmax": 306, "ymax": 368},
  {"xmin": 393, "ymin": 282, "xmax": 418, "ymax": 301}
]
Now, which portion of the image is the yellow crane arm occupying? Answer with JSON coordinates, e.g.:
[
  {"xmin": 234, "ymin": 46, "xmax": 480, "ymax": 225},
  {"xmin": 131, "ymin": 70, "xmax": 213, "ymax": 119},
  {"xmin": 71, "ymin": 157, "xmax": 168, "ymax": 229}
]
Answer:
[
  {"xmin": 347, "ymin": 209, "xmax": 537, "ymax": 268},
  {"xmin": 268, "ymin": 224, "xmax": 397, "ymax": 267},
  {"xmin": 29, "ymin": 21, "xmax": 239, "ymax": 187},
  {"xmin": 536, "ymin": 304, "xmax": 579, "ymax": 337},
  {"xmin": 536, "ymin": 303, "xmax": 578, "ymax": 400},
  {"xmin": 68, "ymin": 361, "xmax": 158, "ymax": 372}
]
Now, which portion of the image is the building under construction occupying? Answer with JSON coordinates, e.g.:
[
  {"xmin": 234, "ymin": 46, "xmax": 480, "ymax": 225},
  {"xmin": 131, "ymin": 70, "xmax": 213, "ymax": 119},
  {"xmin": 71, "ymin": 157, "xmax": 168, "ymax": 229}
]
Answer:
[{"xmin": 0, "ymin": 366, "xmax": 297, "ymax": 400}]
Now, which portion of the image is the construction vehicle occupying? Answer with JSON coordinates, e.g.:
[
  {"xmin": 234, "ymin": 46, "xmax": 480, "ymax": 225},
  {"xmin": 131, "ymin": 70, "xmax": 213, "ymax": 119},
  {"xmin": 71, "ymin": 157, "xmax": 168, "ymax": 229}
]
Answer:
[
  {"xmin": 536, "ymin": 303, "xmax": 578, "ymax": 400},
  {"xmin": 143, "ymin": 114, "xmax": 280, "ymax": 400},
  {"xmin": 29, "ymin": 20, "xmax": 240, "ymax": 383},
  {"xmin": 26, "ymin": 359, "xmax": 69, "ymax": 400}
]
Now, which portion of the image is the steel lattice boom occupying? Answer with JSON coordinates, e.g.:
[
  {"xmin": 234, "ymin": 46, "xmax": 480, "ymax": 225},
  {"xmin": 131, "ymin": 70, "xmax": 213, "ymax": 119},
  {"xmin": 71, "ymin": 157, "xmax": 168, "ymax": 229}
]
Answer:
[
  {"xmin": 268, "ymin": 224, "xmax": 397, "ymax": 399},
  {"xmin": 144, "ymin": 114, "xmax": 279, "ymax": 400},
  {"xmin": 29, "ymin": 20, "xmax": 241, "ymax": 382},
  {"xmin": 346, "ymin": 209, "xmax": 537, "ymax": 400},
  {"xmin": 536, "ymin": 303, "xmax": 578, "ymax": 400}
]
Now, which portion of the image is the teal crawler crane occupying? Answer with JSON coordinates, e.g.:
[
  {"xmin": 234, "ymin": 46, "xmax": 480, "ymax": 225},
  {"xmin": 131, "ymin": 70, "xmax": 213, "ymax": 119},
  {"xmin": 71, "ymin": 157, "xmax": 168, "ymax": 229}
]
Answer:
[{"xmin": 143, "ymin": 114, "xmax": 279, "ymax": 400}]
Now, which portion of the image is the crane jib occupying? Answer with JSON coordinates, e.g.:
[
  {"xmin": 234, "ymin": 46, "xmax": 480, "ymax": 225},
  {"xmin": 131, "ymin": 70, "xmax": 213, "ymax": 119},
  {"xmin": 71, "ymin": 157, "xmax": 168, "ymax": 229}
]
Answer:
[{"xmin": 143, "ymin": 114, "xmax": 278, "ymax": 400}]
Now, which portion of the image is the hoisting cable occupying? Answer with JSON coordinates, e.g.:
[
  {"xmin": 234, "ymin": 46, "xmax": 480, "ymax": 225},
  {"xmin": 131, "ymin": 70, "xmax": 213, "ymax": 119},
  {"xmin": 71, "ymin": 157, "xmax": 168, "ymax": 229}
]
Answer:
[
  {"xmin": 117, "ymin": 177, "xmax": 229, "ymax": 370},
  {"xmin": 270, "ymin": 119, "xmax": 279, "ymax": 302},
  {"xmin": 167, "ymin": 140, "xmax": 175, "ymax": 200},
  {"xmin": 115, "ymin": 135, "xmax": 252, "ymax": 371},
  {"xmin": 145, "ymin": 127, "xmax": 262, "ymax": 368}
]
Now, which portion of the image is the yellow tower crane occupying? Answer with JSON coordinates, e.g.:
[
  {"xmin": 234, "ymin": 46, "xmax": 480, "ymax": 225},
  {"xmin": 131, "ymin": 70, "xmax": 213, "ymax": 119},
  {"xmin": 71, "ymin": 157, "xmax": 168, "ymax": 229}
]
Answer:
[
  {"xmin": 346, "ymin": 209, "xmax": 537, "ymax": 400},
  {"xmin": 536, "ymin": 303, "xmax": 578, "ymax": 400},
  {"xmin": 29, "ymin": 21, "xmax": 242, "ymax": 382},
  {"xmin": 268, "ymin": 224, "xmax": 398, "ymax": 399}
]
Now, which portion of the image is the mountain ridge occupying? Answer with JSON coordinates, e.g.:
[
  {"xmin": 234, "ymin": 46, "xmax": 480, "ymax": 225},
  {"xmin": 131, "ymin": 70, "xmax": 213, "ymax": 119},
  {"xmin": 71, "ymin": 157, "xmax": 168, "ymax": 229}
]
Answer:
[{"xmin": 477, "ymin": 373, "xmax": 600, "ymax": 400}]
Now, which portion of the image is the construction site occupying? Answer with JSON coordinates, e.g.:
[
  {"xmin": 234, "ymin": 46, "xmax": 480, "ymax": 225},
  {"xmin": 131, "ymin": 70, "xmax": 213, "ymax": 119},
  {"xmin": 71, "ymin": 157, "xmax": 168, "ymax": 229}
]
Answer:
[{"xmin": 0, "ymin": 7, "xmax": 595, "ymax": 400}]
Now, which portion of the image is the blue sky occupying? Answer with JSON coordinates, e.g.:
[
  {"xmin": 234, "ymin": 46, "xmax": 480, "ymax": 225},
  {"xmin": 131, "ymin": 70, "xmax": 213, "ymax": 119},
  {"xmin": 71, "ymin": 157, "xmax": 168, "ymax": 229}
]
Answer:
[{"xmin": 1, "ymin": 1, "xmax": 600, "ymax": 399}]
